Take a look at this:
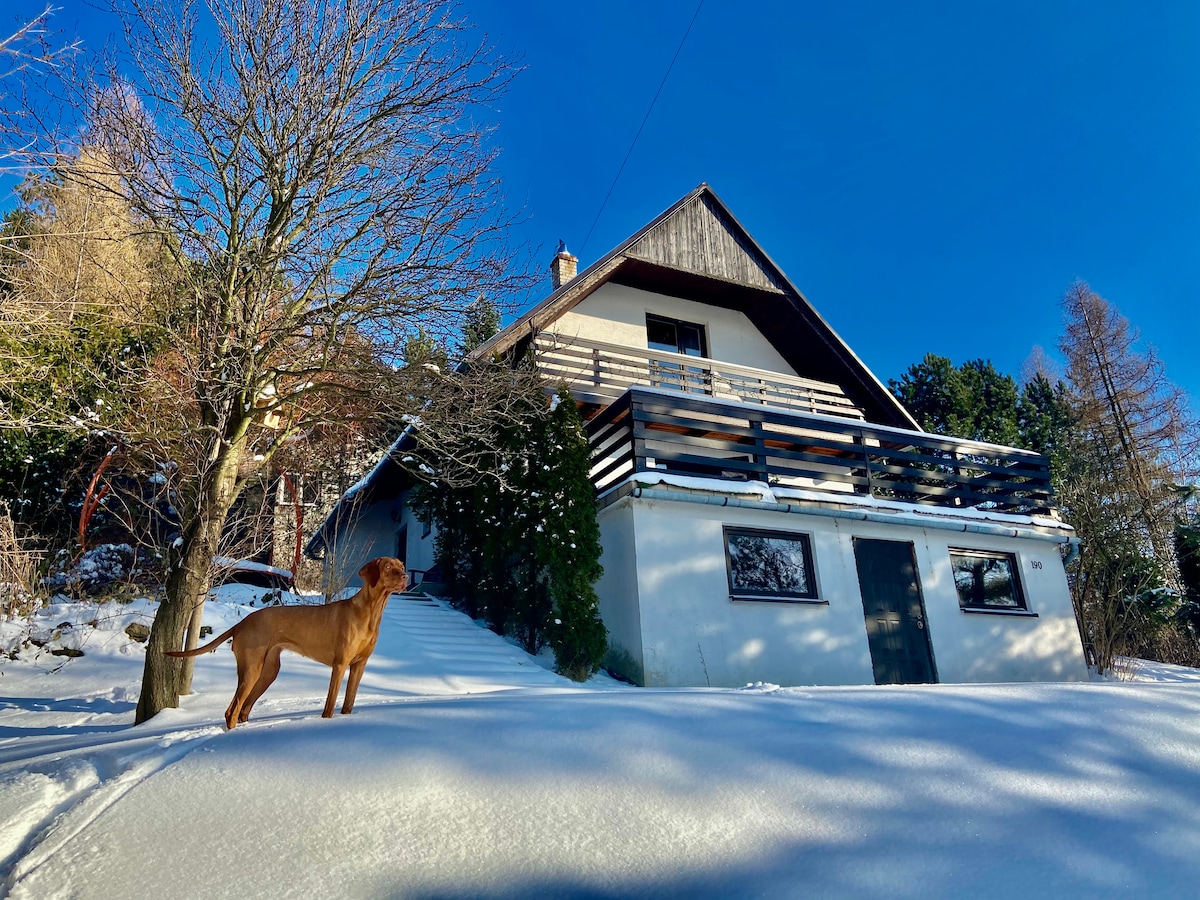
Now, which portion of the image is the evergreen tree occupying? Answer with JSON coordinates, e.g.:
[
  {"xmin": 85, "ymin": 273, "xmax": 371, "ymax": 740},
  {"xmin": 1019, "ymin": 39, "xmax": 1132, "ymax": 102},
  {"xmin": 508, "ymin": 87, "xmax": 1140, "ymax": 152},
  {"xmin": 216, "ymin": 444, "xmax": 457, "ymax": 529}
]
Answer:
[
  {"xmin": 889, "ymin": 354, "xmax": 967, "ymax": 435},
  {"xmin": 518, "ymin": 391, "xmax": 606, "ymax": 679},
  {"xmin": 1172, "ymin": 518, "xmax": 1200, "ymax": 637},
  {"xmin": 457, "ymin": 295, "xmax": 502, "ymax": 357},
  {"xmin": 890, "ymin": 354, "xmax": 1020, "ymax": 444},
  {"xmin": 414, "ymin": 427, "xmax": 515, "ymax": 624},
  {"xmin": 1017, "ymin": 373, "xmax": 1075, "ymax": 483},
  {"xmin": 403, "ymin": 327, "xmax": 450, "ymax": 371},
  {"xmin": 413, "ymin": 387, "xmax": 606, "ymax": 680}
]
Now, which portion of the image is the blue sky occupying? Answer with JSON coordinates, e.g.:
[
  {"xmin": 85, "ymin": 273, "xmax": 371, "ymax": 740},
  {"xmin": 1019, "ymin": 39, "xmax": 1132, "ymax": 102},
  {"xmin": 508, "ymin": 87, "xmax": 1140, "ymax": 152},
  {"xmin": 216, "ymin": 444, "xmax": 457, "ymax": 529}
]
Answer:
[
  {"xmin": 467, "ymin": 0, "xmax": 1200, "ymax": 398},
  {"xmin": 9, "ymin": 1, "xmax": 1199, "ymax": 398}
]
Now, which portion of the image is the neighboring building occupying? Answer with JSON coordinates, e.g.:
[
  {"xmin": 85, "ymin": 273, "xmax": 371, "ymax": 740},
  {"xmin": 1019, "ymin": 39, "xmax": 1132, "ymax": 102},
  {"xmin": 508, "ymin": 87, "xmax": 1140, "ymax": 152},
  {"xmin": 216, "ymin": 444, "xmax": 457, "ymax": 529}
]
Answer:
[{"xmin": 309, "ymin": 184, "xmax": 1088, "ymax": 687}]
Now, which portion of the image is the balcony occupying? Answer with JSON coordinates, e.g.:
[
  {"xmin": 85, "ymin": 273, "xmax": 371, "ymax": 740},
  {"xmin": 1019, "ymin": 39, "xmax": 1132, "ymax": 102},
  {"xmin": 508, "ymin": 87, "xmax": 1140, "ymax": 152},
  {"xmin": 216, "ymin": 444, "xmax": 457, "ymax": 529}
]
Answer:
[
  {"xmin": 586, "ymin": 387, "xmax": 1055, "ymax": 516},
  {"xmin": 534, "ymin": 333, "xmax": 866, "ymax": 421}
]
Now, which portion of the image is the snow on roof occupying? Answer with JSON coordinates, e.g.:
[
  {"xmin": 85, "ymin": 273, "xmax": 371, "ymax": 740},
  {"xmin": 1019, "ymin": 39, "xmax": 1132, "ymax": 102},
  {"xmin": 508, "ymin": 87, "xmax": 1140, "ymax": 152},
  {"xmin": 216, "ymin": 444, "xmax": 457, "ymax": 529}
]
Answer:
[
  {"xmin": 305, "ymin": 426, "xmax": 419, "ymax": 557},
  {"xmin": 212, "ymin": 556, "xmax": 294, "ymax": 580},
  {"xmin": 614, "ymin": 471, "xmax": 1072, "ymax": 534}
]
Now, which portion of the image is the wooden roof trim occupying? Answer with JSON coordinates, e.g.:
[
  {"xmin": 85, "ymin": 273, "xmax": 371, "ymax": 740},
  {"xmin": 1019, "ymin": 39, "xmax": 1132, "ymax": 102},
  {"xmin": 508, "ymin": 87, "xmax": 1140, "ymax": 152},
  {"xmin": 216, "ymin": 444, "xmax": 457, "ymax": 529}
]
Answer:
[
  {"xmin": 466, "ymin": 185, "xmax": 711, "ymax": 362},
  {"xmin": 696, "ymin": 188, "xmax": 920, "ymax": 430}
]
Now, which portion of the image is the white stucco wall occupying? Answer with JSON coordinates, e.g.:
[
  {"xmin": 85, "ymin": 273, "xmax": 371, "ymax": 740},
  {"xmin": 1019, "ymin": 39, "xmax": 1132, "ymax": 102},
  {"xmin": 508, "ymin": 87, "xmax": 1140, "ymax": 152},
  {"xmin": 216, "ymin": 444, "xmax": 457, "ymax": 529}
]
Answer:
[
  {"xmin": 593, "ymin": 501, "xmax": 644, "ymax": 683},
  {"xmin": 551, "ymin": 282, "xmax": 797, "ymax": 375},
  {"xmin": 599, "ymin": 494, "xmax": 1087, "ymax": 688}
]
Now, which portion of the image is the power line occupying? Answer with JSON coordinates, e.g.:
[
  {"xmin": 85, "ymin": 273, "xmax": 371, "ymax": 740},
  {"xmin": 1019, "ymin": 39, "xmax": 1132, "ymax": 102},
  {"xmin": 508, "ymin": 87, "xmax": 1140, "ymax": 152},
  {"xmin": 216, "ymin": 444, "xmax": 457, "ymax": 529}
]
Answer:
[{"xmin": 579, "ymin": 0, "xmax": 705, "ymax": 256}]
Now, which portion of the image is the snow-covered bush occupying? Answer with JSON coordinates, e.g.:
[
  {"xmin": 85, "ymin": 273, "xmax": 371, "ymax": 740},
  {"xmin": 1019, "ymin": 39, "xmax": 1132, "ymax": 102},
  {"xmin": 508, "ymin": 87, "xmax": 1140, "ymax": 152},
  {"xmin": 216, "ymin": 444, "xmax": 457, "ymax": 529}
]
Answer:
[{"xmin": 44, "ymin": 543, "xmax": 136, "ymax": 597}]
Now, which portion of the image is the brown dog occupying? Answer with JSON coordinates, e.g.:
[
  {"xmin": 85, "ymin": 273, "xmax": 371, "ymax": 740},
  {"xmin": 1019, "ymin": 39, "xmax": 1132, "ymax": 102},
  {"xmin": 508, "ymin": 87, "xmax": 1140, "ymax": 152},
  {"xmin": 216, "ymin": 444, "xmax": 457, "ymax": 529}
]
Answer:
[{"xmin": 168, "ymin": 557, "xmax": 408, "ymax": 730}]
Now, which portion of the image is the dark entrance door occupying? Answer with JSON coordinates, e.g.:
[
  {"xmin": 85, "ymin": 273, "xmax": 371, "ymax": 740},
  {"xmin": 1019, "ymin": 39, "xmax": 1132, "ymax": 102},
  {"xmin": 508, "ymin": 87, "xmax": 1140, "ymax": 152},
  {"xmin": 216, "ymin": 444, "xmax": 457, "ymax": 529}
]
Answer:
[
  {"xmin": 396, "ymin": 525, "xmax": 408, "ymax": 569},
  {"xmin": 852, "ymin": 538, "xmax": 937, "ymax": 685}
]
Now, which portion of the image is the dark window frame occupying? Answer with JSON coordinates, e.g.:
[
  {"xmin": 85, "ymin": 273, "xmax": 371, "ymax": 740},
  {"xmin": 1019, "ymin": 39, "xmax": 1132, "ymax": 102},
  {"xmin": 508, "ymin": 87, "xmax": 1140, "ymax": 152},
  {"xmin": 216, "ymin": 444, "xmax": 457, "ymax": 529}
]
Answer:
[
  {"xmin": 949, "ymin": 548, "xmax": 1028, "ymax": 612},
  {"xmin": 723, "ymin": 525, "xmax": 822, "ymax": 603},
  {"xmin": 646, "ymin": 313, "xmax": 708, "ymax": 358}
]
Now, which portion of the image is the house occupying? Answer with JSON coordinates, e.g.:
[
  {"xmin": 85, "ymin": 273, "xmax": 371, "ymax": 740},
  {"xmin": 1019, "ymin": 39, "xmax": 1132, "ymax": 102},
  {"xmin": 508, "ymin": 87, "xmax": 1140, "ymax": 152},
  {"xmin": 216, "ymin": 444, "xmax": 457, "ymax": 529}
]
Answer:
[{"xmin": 309, "ymin": 184, "xmax": 1088, "ymax": 687}]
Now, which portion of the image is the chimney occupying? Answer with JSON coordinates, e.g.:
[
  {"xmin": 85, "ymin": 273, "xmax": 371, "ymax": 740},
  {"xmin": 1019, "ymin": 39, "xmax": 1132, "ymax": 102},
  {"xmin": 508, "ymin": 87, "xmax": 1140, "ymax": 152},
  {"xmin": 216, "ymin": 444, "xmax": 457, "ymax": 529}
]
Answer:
[{"xmin": 550, "ymin": 239, "xmax": 578, "ymax": 290}]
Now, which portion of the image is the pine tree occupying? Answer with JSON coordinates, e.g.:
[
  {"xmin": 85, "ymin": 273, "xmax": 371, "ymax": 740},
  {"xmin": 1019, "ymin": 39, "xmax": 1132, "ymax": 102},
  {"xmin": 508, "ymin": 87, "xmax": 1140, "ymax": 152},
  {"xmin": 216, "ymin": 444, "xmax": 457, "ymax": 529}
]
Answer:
[
  {"xmin": 890, "ymin": 354, "xmax": 968, "ymax": 435},
  {"xmin": 890, "ymin": 354, "xmax": 1020, "ymax": 444},
  {"xmin": 1017, "ymin": 373, "xmax": 1075, "ymax": 483}
]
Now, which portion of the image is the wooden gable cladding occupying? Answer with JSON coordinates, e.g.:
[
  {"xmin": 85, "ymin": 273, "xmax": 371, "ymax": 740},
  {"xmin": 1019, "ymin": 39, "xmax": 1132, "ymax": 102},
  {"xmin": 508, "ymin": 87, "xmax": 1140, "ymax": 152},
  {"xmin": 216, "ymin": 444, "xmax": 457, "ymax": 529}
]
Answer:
[{"xmin": 625, "ymin": 192, "xmax": 786, "ymax": 293}]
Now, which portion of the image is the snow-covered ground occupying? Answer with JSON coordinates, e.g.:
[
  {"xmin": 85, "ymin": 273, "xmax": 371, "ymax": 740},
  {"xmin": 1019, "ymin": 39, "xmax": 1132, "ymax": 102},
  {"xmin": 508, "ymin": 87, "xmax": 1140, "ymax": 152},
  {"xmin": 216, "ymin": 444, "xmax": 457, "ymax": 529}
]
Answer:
[{"xmin": 3, "ymin": 592, "xmax": 1200, "ymax": 899}]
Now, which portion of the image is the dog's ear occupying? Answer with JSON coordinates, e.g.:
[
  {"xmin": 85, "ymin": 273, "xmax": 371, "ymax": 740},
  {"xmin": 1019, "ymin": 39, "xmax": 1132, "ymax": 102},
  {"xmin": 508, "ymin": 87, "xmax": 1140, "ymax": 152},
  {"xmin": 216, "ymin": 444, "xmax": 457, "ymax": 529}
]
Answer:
[{"xmin": 359, "ymin": 558, "xmax": 381, "ymax": 587}]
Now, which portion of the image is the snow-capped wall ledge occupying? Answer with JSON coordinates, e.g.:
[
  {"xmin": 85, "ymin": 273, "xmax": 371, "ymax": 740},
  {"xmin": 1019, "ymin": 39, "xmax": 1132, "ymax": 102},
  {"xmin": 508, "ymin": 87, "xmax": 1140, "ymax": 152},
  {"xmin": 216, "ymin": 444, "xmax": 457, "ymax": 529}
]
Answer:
[{"xmin": 599, "ymin": 471, "xmax": 1073, "ymax": 540}]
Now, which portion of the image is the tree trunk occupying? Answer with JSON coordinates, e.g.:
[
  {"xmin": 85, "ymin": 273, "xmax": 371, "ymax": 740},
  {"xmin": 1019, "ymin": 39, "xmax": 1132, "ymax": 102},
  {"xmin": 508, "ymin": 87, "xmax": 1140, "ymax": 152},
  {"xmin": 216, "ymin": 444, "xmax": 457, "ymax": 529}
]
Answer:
[{"xmin": 135, "ymin": 432, "xmax": 246, "ymax": 723}]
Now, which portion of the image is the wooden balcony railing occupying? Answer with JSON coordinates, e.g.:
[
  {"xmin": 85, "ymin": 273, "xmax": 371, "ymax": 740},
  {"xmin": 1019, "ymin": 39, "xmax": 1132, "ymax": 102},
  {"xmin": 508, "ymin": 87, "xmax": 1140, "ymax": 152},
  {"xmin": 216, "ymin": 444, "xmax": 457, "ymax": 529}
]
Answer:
[
  {"xmin": 534, "ymin": 333, "xmax": 865, "ymax": 421},
  {"xmin": 586, "ymin": 387, "xmax": 1055, "ymax": 515}
]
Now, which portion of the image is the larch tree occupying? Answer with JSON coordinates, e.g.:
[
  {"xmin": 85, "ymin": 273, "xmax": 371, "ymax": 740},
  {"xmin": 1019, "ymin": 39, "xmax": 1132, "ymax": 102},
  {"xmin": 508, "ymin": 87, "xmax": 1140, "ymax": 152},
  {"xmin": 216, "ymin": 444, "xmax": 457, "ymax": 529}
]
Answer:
[
  {"xmin": 1058, "ymin": 281, "xmax": 1199, "ymax": 670},
  {"xmin": 14, "ymin": 0, "xmax": 530, "ymax": 722},
  {"xmin": 0, "ymin": 145, "xmax": 169, "ymax": 537},
  {"xmin": 1060, "ymin": 281, "xmax": 1194, "ymax": 571}
]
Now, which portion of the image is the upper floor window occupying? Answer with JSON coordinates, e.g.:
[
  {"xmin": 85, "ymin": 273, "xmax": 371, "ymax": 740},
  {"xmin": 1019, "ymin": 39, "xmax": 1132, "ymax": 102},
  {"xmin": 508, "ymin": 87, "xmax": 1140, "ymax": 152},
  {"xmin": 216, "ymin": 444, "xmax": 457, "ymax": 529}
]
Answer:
[
  {"xmin": 949, "ymin": 549, "xmax": 1027, "ymax": 611},
  {"xmin": 646, "ymin": 314, "xmax": 706, "ymax": 358}
]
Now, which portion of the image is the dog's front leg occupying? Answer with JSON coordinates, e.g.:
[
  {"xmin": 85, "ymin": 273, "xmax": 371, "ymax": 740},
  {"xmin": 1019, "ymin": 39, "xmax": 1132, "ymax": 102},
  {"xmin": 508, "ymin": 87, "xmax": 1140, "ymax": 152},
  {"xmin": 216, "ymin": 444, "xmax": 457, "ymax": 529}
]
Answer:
[
  {"xmin": 323, "ymin": 664, "xmax": 347, "ymax": 718},
  {"xmin": 342, "ymin": 659, "xmax": 368, "ymax": 714}
]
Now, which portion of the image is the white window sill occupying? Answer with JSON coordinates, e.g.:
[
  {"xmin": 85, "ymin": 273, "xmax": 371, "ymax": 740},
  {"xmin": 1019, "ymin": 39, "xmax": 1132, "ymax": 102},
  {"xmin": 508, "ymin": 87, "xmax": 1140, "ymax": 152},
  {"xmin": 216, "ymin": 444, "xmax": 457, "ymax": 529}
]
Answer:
[
  {"xmin": 730, "ymin": 595, "xmax": 827, "ymax": 605},
  {"xmin": 960, "ymin": 607, "xmax": 1038, "ymax": 617}
]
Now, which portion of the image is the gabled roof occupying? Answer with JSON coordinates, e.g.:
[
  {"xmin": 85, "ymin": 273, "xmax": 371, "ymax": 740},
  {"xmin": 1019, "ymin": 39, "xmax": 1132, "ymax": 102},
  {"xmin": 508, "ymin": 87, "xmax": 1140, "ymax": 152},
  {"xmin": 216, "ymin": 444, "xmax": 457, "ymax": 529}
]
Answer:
[{"xmin": 470, "ymin": 184, "xmax": 919, "ymax": 430}]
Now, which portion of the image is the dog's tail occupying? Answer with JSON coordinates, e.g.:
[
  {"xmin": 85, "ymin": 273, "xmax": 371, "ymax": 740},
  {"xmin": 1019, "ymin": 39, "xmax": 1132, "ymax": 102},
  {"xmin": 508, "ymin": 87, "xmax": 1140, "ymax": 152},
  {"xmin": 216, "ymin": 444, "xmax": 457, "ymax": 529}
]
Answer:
[{"xmin": 165, "ymin": 625, "xmax": 238, "ymax": 658}]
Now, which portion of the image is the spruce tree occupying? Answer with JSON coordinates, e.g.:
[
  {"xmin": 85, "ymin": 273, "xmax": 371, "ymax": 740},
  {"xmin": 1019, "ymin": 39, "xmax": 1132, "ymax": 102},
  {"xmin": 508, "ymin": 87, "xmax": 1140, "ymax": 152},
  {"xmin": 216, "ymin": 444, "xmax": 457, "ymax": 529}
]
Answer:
[{"xmin": 521, "ymin": 390, "xmax": 606, "ymax": 679}]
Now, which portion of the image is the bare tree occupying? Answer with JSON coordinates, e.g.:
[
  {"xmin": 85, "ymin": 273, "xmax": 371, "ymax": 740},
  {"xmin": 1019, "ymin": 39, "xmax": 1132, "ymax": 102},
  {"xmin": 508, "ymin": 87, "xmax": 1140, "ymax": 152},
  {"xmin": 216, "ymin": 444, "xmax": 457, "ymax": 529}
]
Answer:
[
  {"xmin": 0, "ymin": 6, "xmax": 78, "ymax": 81},
  {"xmin": 1061, "ymin": 281, "xmax": 1195, "ymax": 564},
  {"xmin": 1059, "ymin": 281, "xmax": 1199, "ymax": 671},
  {"xmin": 16, "ymin": 0, "xmax": 530, "ymax": 722},
  {"xmin": 1, "ymin": 5, "xmax": 80, "ymax": 175}
]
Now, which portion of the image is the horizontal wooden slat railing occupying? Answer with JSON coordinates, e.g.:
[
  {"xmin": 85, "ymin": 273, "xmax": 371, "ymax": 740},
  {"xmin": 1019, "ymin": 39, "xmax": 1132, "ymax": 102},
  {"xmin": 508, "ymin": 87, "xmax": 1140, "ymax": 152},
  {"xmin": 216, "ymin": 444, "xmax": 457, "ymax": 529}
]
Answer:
[
  {"xmin": 585, "ymin": 387, "xmax": 1055, "ymax": 515},
  {"xmin": 534, "ymin": 333, "xmax": 865, "ymax": 421}
]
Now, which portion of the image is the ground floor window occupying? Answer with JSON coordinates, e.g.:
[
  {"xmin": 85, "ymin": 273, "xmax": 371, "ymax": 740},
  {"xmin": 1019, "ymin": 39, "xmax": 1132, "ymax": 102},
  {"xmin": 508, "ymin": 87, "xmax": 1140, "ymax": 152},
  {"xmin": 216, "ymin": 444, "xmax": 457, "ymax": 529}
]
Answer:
[
  {"xmin": 949, "ymin": 549, "xmax": 1026, "ymax": 610},
  {"xmin": 724, "ymin": 526, "xmax": 818, "ymax": 601}
]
